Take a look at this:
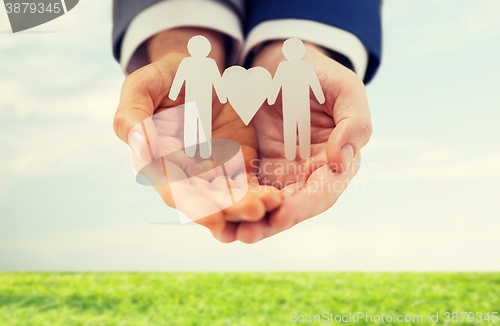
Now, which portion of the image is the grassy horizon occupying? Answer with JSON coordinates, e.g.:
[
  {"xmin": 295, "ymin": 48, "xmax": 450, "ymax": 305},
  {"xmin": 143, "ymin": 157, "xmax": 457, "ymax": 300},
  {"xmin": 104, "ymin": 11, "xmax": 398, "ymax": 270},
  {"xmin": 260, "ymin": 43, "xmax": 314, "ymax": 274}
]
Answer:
[{"xmin": 0, "ymin": 272, "xmax": 499, "ymax": 325}]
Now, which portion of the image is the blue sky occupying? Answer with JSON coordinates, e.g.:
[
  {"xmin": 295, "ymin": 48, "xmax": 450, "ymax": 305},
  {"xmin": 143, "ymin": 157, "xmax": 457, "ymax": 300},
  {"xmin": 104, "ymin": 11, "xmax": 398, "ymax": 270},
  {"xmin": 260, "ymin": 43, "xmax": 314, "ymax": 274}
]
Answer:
[{"xmin": 0, "ymin": 0, "xmax": 499, "ymax": 271}]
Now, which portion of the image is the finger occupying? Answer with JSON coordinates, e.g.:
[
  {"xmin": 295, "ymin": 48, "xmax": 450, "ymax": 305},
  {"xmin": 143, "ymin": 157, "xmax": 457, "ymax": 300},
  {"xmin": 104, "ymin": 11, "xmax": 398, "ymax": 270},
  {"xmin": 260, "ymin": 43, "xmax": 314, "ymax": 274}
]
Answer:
[
  {"xmin": 211, "ymin": 221, "xmax": 238, "ymax": 243},
  {"xmin": 113, "ymin": 58, "xmax": 182, "ymax": 160},
  {"xmin": 196, "ymin": 211, "xmax": 226, "ymax": 234},
  {"xmin": 250, "ymin": 185, "xmax": 283, "ymax": 212},
  {"xmin": 223, "ymin": 190, "xmax": 266, "ymax": 222},
  {"xmin": 326, "ymin": 117, "xmax": 371, "ymax": 173},
  {"xmin": 323, "ymin": 66, "xmax": 372, "ymax": 173},
  {"xmin": 269, "ymin": 158, "xmax": 360, "ymax": 230},
  {"xmin": 156, "ymin": 180, "xmax": 227, "ymax": 233},
  {"xmin": 236, "ymin": 219, "xmax": 274, "ymax": 244},
  {"xmin": 233, "ymin": 187, "xmax": 300, "ymax": 243},
  {"xmin": 223, "ymin": 176, "xmax": 283, "ymax": 222},
  {"xmin": 129, "ymin": 117, "xmax": 158, "ymax": 170}
]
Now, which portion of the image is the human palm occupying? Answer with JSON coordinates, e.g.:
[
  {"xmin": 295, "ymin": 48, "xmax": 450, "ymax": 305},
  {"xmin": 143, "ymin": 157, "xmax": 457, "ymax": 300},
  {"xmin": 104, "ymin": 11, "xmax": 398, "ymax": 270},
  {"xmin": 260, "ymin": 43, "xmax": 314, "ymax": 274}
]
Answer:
[
  {"xmin": 143, "ymin": 83, "xmax": 261, "ymax": 213},
  {"xmin": 229, "ymin": 41, "xmax": 372, "ymax": 241},
  {"xmin": 115, "ymin": 49, "xmax": 282, "ymax": 243},
  {"xmin": 114, "ymin": 30, "xmax": 371, "ymax": 244},
  {"xmin": 254, "ymin": 97, "xmax": 334, "ymax": 187}
]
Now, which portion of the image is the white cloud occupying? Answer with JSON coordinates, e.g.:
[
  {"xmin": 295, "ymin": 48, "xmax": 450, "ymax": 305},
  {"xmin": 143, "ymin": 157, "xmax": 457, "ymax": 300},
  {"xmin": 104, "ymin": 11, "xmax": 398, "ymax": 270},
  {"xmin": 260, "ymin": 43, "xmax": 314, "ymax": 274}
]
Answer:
[
  {"xmin": 417, "ymin": 149, "xmax": 459, "ymax": 163},
  {"xmin": 375, "ymin": 152, "xmax": 500, "ymax": 181},
  {"xmin": 0, "ymin": 76, "xmax": 123, "ymax": 184},
  {"xmin": 0, "ymin": 0, "xmax": 125, "ymax": 186},
  {"xmin": 384, "ymin": 0, "xmax": 500, "ymax": 58},
  {"xmin": 1, "ymin": 0, "xmax": 500, "ymax": 272},
  {"xmin": 364, "ymin": 137, "xmax": 424, "ymax": 153},
  {"xmin": 0, "ymin": 2, "xmax": 12, "ymax": 32},
  {"xmin": 2, "ymin": 222, "xmax": 500, "ymax": 271},
  {"xmin": 363, "ymin": 135, "xmax": 499, "ymax": 182}
]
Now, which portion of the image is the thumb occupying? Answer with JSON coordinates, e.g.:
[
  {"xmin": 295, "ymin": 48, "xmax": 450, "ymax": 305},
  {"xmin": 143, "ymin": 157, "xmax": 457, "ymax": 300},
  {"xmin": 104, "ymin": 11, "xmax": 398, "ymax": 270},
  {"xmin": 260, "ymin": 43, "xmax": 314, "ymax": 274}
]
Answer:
[
  {"xmin": 326, "ymin": 117, "xmax": 372, "ymax": 173},
  {"xmin": 322, "ymin": 67, "xmax": 372, "ymax": 174},
  {"xmin": 127, "ymin": 116, "xmax": 158, "ymax": 171},
  {"xmin": 113, "ymin": 63, "xmax": 172, "ymax": 165}
]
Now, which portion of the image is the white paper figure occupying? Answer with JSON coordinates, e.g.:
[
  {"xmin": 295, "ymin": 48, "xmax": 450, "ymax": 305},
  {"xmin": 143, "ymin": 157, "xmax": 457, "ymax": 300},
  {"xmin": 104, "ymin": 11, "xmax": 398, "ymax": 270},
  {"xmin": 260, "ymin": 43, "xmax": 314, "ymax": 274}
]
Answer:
[
  {"xmin": 268, "ymin": 38, "xmax": 326, "ymax": 160},
  {"xmin": 221, "ymin": 66, "xmax": 272, "ymax": 125},
  {"xmin": 169, "ymin": 35, "xmax": 226, "ymax": 159}
]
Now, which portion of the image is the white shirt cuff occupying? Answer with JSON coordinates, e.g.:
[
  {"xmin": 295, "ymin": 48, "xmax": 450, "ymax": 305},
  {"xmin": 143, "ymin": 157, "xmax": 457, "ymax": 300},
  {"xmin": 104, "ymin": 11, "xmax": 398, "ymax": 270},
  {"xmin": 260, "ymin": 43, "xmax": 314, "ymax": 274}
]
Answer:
[
  {"xmin": 243, "ymin": 19, "xmax": 369, "ymax": 81},
  {"xmin": 120, "ymin": 0, "xmax": 244, "ymax": 75}
]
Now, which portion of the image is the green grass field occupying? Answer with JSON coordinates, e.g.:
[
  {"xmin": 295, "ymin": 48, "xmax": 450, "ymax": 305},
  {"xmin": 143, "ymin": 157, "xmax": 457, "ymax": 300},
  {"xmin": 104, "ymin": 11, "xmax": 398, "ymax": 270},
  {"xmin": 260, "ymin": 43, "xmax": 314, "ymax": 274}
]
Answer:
[{"xmin": 0, "ymin": 273, "xmax": 499, "ymax": 325}]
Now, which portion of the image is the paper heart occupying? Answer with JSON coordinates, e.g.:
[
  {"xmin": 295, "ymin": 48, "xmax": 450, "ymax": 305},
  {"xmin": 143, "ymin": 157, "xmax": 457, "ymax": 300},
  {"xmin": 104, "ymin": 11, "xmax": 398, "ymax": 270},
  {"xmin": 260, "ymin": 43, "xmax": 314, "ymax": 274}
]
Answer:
[{"xmin": 221, "ymin": 66, "xmax": 272, "ymax": 125}]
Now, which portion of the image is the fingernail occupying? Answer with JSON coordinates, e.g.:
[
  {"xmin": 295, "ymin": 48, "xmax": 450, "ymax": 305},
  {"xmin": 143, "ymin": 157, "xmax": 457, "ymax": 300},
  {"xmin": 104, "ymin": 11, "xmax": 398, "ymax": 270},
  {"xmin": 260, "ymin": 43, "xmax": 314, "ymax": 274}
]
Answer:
[
  {"xmin": 237, "ymin": 214, "xmax": 251, "ymax": 220},
  {"xmin": 129, "ymin": 131, "xmax": 145, "ymax": 161},
  {"xmin": 255, "ymin": 233, "xmax": 265, "ymax": 242},
  {"xmin": 340, "ymin": 144, "xmax": 354, "ymax": 172}
]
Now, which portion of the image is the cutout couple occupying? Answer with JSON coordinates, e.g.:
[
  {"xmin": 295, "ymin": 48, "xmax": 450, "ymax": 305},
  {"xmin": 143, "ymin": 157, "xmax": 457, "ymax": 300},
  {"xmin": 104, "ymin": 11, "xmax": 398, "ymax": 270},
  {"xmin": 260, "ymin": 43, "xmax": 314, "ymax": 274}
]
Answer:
[{"xmin": 168, "ymin": 35, "xmax": 325, "ymax": 161}]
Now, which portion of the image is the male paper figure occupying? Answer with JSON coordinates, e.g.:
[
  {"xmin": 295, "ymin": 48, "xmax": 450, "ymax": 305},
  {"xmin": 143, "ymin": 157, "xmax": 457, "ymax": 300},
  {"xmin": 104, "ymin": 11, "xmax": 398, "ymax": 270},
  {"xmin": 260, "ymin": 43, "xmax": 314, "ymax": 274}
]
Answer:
[
  {"xmin": 268, "ymin": 38, "xmax": 326, "ymax": 161},
  {"xmin": 169, "ymin": 35, "xmax": 226, "ymax": 159}
]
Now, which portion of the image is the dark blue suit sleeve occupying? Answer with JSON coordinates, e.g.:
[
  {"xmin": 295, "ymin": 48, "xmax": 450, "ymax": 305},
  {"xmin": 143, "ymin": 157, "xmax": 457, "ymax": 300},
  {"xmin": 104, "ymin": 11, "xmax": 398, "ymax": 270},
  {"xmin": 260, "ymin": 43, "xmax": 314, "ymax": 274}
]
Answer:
[
  {"xmin": 112, "ymin": 0, "xmax": 159, "ymax": 62},
  {"xmin": 246, "ymin": 0, "xmax": 382, "ymax": 83},
  {"xmin": 112, "ymin": 0, "xmax": 245, "ymax": 64}
]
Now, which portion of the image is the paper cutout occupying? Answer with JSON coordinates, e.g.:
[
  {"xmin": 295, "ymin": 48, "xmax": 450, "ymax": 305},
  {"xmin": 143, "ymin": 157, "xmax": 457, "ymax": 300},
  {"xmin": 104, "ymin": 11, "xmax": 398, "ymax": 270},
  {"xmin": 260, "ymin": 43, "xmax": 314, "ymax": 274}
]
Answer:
[
  {"xmin": 269, "ymin": 38, "xmax": 326, "ymax": 160},
  {"xmin": 222, "ymin": 66, "xmax": 272, "ymax": 125},
  {"xmin": 168, "ymin": 35, "xmax": 226, "ymax": 159},
  {"xmin": 170, "ymin": 35, "xmax": 325, "ymax": 161}
]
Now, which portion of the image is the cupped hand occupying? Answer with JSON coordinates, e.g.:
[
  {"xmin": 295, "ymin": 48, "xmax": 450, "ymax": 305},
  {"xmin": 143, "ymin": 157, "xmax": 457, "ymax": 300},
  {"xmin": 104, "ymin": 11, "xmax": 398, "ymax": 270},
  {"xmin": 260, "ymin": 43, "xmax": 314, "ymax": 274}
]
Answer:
[
  {"xmin": 113, "ymin": 28, "xmax": 282, "ymax": 242},
  {"xmin": 230, "ymin": 41, "xmax": 372, "ymax": 242}
]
